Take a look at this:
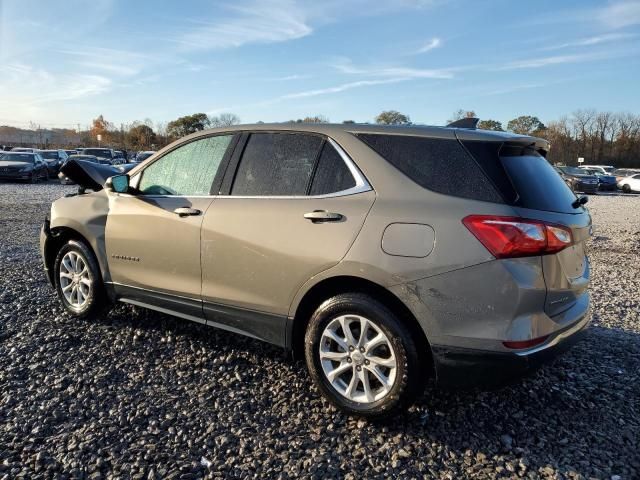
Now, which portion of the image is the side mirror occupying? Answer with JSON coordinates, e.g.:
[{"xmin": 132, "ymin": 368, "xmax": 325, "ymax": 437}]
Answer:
[{"xmin": 105, "ymin": 174, "xmax": 130, "ymax": 193}]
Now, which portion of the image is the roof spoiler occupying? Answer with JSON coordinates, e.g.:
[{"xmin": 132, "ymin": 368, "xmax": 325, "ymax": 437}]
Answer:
[{"xmin": 446, "ymin": 117, "xmax": 479, "ymax": 129}]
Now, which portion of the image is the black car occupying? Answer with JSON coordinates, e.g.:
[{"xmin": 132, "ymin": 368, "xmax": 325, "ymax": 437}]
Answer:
[
  {"xmin": 0, "ymin": 152, "xmax": 48, "ymax": 182},
  {"xmin": 555, "ymin": 166, "xmax": 599, "ymax": 194},
  {"xmin": 78, "ymin": 148, "xmax": 124, "ymax": 165},
  {"xmin": 40, "ymin": 150, "xmax": 69, "ymax": 175}
]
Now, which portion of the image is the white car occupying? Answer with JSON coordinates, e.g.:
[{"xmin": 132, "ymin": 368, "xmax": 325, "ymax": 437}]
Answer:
[
  {"xmin": 617, "ymin": 174, "xmax": 640, "ymax": 193},
  {"xmin": 579, "ymin": 165, "xmax": 615, "ymax": 175}
]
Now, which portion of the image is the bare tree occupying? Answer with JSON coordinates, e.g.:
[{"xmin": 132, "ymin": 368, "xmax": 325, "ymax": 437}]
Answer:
[{"xmin": 209, "ymin": 113, "xmax": 241, "ymax": 127}]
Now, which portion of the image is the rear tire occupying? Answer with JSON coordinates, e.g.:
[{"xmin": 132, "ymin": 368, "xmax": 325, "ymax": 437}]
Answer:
[
  {"xmin": 54, "ymin": 240, "xmax": 106, "ymax": 318},
  {"xmin": 304, "ymin": 293, "xmax": 424, "ymax": 418},
  {"xmin": 622, "ymin": 184, "xmax": 631, "ymax": 193}
]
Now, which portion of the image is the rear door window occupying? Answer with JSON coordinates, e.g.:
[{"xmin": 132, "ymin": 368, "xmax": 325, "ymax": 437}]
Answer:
[
  {"xmin": 309, "ymin": 142, "xmax": 356, "ymax": 195},
  {"xmin": 231, "ymin": 133, "xmax": 323, "ymax": 196}
]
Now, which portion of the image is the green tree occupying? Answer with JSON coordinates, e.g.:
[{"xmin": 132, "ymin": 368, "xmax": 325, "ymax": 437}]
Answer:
[
  {"xmin": 477, "ymin": 119, "xmax": 504, "ymax": 131},
  {"xmin": 507, "ymin": 115, "xmax": 546, "ymax": 135},
  {"xmin": 167, "ymin": 113, "xmax": 210, "ymax": 139},
  {"xmin": 375, "ymin": 110, "xmax": 411, "ymax": 125}
]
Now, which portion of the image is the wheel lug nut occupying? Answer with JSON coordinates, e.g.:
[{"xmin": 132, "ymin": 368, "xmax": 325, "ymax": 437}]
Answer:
[
  {"xmin": 348, "ymin": 346, "xmax": 354, "ymax": 351},
  {"xmin": 364, "ymin": 360, "xmax": 370, "ymax": 365},
  {"xmin": 356, "ymin": 365, "xmax": 361, "ymax": 371},
  {"xmin": 359, "ymin": 347, "xmax": 365, "ymax": 353},
  {"xmin": 347, "ymin": 358, "xmax": 352, "ymax": 363}
]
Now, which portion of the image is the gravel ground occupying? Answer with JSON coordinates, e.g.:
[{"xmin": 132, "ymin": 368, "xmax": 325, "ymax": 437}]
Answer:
[{"xmin": 0, "ymin": 182, "xmax": 638, "ymax": 479}]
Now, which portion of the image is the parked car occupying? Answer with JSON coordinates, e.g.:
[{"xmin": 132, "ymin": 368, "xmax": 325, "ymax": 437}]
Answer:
[
  {"xmin": 11, "ymin": 147, "xmax": 39, "ymax": 153},
  {"xmin": 555, "ymin": 166, "xmax": 599, "ymax": 193},
  {"xmin": 79, "ymin": 148, "xmax": 125, "ymax": 165},
  {"xmin": 41, "ymin": 123, "xmax": 591, "ymax": 417},
  {"xmin": 612, "ymin": 168, "xmax": 640, "ymax": 182},
  {"xmin": 578, "ymin": 164, "xmax": 615, "ymax": 175},
  {"xmin": 581, "ymin": 169, "xmax": 617, "ymax": 191},
  {"xmin": 39, "ymin": 149, "xmax": 69, "ymax": 175},
  {"xmin": 0, "ymin": 151, "xmax": 48, "ymax": 182},
  {"xmin": 134, "ymin": 150, "xmax": 156, "ymax": 163},
  {"xmin": 617, "ymin": 174, "xmax": 640, "ymax": 193}
]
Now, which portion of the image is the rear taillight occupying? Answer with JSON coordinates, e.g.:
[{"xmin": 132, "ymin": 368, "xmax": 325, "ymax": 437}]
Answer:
[
  {"xmin": 462, "ymin": 215, "xmax": 573, "ymax": 259},
  {"xmin": 503, "ymin": 335, "xmax": 549, "ymax": 349}
]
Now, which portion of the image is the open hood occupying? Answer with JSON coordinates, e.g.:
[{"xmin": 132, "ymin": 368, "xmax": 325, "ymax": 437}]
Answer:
[{"xmin": 59, "ymin": 159, "xmax": 119, "ymax": 191}]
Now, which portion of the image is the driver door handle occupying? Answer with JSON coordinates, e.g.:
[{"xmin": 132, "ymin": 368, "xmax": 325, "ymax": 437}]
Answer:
[
  {"xmin": 303, "ymin": 210, "xmax": 344, "ymax": 223},
  {"xmin": 173, "ymin": 207, "xmax": 202, "ymax": 217}
]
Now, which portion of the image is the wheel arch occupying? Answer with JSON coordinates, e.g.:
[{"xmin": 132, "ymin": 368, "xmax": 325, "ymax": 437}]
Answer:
[
  {"xmin": 289, "ymin": 275, "xmax": 434, "ymax": 373},
  {"xmin": 45, "ymin": 226, "xmax": 108, "ymax": 287}
]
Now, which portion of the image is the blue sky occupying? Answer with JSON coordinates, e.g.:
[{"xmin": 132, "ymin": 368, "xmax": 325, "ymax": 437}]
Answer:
[{"xmin": 0, "ymin": 0, "xmax": 639, "ymax": 129}]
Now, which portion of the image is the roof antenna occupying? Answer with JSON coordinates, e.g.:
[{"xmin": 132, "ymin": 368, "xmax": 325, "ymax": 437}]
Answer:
[{"xmin": 446, "ymin": 117, "xmax": 479, "ymax": 129}]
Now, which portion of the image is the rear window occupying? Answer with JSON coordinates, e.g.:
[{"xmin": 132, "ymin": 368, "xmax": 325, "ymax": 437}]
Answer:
[
  {"xmin": 0, "ymin": 153, "xmax": 34, "ymax": 163},
  {"xmin": 501, "ymin": 154, "xmax": 578, "ymax": 214},
  {"xmin": 357, "ymin": 134, "xmax": 503, "ymax": 203},
  {"xmin": 461, "ymin": 140, "xmax": 581, "ymax": 214}
]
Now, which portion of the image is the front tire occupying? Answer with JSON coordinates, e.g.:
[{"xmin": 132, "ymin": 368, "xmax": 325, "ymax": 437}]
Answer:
[
  {"xmin": 54, "ymin": 240, "xmax": 106, "ymax": 318},
  {"xmin": 622, "ymin": 184, "xmax": 631, "ymax": 193},
  {"xmin": 304, "ymin": 293, "xmax": 424, "ymax": 418}
]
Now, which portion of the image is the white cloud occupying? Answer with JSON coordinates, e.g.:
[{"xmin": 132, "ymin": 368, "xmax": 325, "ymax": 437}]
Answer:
[
  {"xmin": 600, "ymin": 0, "xmax": 640, "ymax": 28},
  {"xmin": 281, "ymin": 78, "xmax": 409, "ymax": 99},
  {"xmin": 330, "ymin": 58, "xmax": 455, "ymax": 79},
  {"xmin": 416, "ymin": 37, "xmax": 442, "ymax": 53},
  {"xmin": 497, "ymin": 52, "xmax": 607, "ymax": 70},
  {"xmin": 175, "ymin": 0, "xmax": 312, "ymax": 51},
  {"xmin": 542, "ymin": 32, "xmax": 638, "ymax": 51}
]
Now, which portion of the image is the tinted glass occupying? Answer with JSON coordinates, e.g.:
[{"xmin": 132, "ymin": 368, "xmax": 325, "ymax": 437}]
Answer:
[
  {"xmin": 139, "ymin": 135, "xmax": 232, "ymax": 196},
  {"xmin": 41, "ymin": 151, "xmax": 59, "ymax": 159},
  {"xmin": 502, "ymin": 155, "xmax": 578, "ymax": 214},
  {"xmin": 232, "ymin": 133, "xmax": 323, "ymax": 196},
  {"xmin": 0, "ymin": 153, "xmax": 34, "ymax": 163},
  {"xmin": 310, "ymin": 143, "xmax": 356, "ymax": 195},
  {"xmin": 560, "ymin": 166, "xmax": 585, "ymax": 175},
  {"xmin": 358, "ymin": 134, "xmax": 503, "ymax": 203}
]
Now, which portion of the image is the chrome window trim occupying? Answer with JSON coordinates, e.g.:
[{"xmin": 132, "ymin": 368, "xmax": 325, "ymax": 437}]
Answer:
[{"xmin": 124, "ymin": 136, "xmax": 373, "ymax": 200}]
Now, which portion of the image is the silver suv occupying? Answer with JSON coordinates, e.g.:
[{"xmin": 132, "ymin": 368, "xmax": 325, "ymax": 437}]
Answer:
[{"xmin": 41, "ymin": 123, "xmax": 591, "ymax": 417}]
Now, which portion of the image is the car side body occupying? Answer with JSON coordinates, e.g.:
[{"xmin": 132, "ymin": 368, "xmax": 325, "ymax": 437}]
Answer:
[{"xmin": 41, "ymin": 123, "xmax": 591, "ymax": 415}]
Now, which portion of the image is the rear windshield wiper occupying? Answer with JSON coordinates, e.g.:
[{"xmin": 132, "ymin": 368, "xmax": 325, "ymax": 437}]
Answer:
[{"xmin": 572, "ymin": 195, "xmax": 588, "ymax": 209}]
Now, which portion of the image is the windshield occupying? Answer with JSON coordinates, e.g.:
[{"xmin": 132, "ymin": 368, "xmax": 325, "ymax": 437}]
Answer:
[
  {"xmin": 41, "ymin": 151, "xmax": 59, "ymax": 160},
  {"xmin": 83, "ymin": 149, "xmax": 112, "ymax": 158},
  {"xmin": 137, "ymin": 152, "xmax": 154, "ymax": 161},
  {"xmin": 559, "ymin": 166, "xmax": 586, "ymax": 175},
  {"xmin": 0, "ymin": 153, "xmax": 34, "ymax": 163}
]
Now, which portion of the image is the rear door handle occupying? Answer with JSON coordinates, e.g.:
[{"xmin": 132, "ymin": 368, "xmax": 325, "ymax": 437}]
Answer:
[
  {"xmin": 303, "ymin": 210, "xmax": 344, "ymax": 223},
  {"xmin": 173, "ymin": 207, "xmax": 202, "ymax": 217}
]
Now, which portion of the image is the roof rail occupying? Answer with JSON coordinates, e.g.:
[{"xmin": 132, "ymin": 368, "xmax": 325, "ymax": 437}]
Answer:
[{"xmin": 446, "ymin": 117, "xmax": 479, "ymax": 129}]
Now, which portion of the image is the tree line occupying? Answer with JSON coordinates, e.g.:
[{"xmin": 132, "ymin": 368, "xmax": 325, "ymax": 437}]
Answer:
[{"xmin": 1, "ymin": 109, "xmax": 639, "ymax": 167}]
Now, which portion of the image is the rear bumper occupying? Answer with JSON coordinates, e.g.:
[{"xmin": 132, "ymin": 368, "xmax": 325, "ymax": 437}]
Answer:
[{"xmin": 431, "ymin": 308, "xmax": 590, "ymax": 388}]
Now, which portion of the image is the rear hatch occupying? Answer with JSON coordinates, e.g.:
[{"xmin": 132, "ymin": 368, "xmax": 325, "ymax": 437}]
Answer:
[{"xmin": 458, "ymin": 132, "xmax": 591, "ymax": 317}]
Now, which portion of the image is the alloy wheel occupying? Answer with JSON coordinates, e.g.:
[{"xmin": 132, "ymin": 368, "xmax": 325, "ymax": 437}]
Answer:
[
  {"xmin": 319, "ymin": 314, "xmax": 397, "ymax": 404},
  {"xmin": 59, "ymin": 251, "xmax": 92, "ymax": 309}
]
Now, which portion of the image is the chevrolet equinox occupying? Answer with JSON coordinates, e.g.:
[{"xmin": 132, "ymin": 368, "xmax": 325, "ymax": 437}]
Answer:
[{"xmin": 40, "ymin": 122, "xmax": 591, "ymax": 417}]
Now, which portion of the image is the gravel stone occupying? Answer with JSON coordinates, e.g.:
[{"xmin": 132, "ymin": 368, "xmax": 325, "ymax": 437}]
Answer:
[{"xmin": 0, "ymin": 182, "xmax": 639, "ymax": 478}]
